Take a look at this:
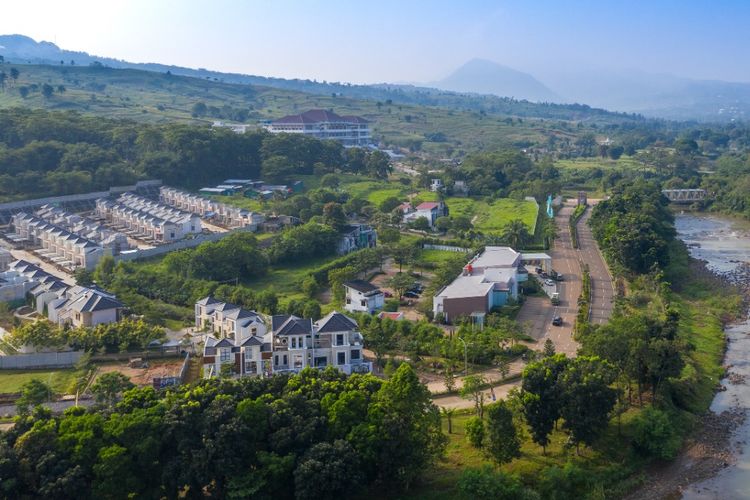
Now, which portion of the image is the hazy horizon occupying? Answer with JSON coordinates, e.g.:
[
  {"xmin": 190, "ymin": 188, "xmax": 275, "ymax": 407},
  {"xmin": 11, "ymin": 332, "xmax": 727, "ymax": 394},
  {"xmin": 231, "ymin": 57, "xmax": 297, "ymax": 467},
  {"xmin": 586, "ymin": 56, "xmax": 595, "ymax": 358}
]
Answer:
[{"xmin": 1, "ymin": 0, "xmax": 749, "ymax": 86}]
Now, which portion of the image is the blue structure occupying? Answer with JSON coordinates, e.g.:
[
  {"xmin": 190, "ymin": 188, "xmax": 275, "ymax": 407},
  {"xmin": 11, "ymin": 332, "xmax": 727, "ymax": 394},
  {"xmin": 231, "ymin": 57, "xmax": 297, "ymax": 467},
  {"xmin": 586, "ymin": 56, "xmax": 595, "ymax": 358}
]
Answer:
[{"xmin": 546, "ymin": 195, "xmax": 554, "ymax": 218}]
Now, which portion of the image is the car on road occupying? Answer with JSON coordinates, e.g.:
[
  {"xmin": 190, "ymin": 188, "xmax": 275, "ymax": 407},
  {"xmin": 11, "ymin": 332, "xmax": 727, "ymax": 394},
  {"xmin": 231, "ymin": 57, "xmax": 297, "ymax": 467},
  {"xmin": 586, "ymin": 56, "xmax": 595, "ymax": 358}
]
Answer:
[
  {"xmin": 554, "ymin": 274, "xmax": 564, "ymax": 282},
  {"xmin": 552, "ymin": 316, "xmax": 563, "ymax": 326},
  {"xmin": 544, "ymin": 279, "xmax": 555, "ymax": 286}
]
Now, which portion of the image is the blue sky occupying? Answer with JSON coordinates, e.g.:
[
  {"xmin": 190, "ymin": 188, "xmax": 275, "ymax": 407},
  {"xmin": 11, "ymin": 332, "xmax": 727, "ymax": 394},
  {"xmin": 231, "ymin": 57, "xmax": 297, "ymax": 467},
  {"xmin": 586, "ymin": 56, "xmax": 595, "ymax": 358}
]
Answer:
[{"xmin": 1, "ymin": 0, "xmax": 749, "ymax": 83}]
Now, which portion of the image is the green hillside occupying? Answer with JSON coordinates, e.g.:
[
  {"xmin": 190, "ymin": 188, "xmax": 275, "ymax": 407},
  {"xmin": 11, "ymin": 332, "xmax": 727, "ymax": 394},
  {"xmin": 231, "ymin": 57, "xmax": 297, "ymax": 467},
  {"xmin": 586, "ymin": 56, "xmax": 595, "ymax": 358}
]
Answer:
[{"xmin": 0, "ymin": 64, "xmax": 601, "ymax": 155}]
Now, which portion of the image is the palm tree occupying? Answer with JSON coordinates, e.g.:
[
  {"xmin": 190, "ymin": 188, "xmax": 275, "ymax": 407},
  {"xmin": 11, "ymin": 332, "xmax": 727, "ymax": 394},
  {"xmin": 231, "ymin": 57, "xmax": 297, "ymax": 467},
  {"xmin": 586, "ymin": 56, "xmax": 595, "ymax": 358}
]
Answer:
[{"xmin": 501, "ymin": 219, "xmax": 531, "ymax": 250}]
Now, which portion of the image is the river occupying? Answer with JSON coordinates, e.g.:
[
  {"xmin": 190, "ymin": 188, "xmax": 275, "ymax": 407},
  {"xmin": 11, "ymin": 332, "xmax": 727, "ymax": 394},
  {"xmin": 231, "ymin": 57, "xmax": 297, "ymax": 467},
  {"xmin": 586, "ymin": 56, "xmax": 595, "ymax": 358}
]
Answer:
[{"xmin": 677, "ymin": 213, "xmax": 750, "ymax": 499}]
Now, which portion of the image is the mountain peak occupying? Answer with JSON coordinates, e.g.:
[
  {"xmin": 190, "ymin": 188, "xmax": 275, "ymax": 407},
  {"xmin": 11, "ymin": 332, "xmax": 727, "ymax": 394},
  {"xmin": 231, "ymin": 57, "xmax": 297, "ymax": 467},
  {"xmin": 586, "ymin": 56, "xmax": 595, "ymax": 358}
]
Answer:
[{"xmin": 432, "ymin": 58, "xmax": 560, "ymax": 102}]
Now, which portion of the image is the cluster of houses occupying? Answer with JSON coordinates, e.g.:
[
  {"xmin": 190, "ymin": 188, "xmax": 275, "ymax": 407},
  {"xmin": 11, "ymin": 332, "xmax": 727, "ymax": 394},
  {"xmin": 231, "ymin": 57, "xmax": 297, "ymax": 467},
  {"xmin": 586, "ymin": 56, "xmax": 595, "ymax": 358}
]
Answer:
[
  {"xmin": 159, "ymin": 187, "xmax": 265, "ymax": 230},
  {"xmin": 10, "ymin": 210, "xmax": 118, "ymax": 271},
  {"xmin": 0, "ymin": 260, "xmax": 123, "ymax": 329},
  {"xmin": 196, "ymin": 297, "xmax": 372, "ymax": 378},
  {"xmin": 95, "ymin": 193, "xmax": 203, "ymax": 243},
  {"xmin": 198, "ymin": 179, "xmax": 304, "ymax": 201},
  {"xmin": 398, "ymin": 200, "xmax": 449, "ymax": 229}
]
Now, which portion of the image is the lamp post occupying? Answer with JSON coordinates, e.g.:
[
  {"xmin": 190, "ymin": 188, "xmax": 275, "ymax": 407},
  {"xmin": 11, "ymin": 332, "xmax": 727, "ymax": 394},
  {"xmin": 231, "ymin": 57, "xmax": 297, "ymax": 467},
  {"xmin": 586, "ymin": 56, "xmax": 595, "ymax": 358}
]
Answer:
[{"xmin": 458, "ymin": 336, "xmax": 468, "ymax": 375}]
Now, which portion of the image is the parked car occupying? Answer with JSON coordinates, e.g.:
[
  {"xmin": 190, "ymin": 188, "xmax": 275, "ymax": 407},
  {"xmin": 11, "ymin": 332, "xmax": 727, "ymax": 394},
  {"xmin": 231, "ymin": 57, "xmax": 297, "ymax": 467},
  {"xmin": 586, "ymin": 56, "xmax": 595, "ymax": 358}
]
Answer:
[
  {"xmin": 535, "ymin": 267, "xmax": 544, "ymax": 274},
  {"xmin": 552, "ymin": 316, "xmax": 563, "ymax": 326},
  {"xmin": 551, "ymin": 292, "xmax": 560, "ymax": 305},
  {"xmin": 403, "ymin": 291, "xmax": 420, "ymax": 299},
  {"xmin": 544, "ymin": 279, "xmax": 555, "ymax": 287}
]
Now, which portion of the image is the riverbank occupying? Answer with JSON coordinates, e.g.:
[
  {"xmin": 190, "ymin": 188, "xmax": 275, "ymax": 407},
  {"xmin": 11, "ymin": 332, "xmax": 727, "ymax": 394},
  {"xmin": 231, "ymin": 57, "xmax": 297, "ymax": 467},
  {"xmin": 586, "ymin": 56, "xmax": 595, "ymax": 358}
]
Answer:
[{"xmin": 629, "ymin": 214, "xmax": 750, "ymax": 499}]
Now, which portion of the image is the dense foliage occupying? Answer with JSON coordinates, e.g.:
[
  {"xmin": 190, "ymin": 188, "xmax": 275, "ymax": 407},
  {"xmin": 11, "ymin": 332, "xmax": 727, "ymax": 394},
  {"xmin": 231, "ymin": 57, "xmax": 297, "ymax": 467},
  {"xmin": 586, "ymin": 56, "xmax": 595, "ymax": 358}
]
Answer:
[{"xmin": 0, "ymin": 364, "xmax": 445, "ymax": 498}]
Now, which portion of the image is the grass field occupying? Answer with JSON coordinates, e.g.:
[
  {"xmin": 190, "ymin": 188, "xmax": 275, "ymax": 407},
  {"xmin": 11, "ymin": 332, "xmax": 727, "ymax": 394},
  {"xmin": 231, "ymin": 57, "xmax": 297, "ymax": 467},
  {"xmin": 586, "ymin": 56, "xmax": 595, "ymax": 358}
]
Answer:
[
  {"xmin": 555, "ymin": 156, "xmax": 649, "ymax": 171},
  {"xmin": 0, "ymin": 369, "xmax": 78, "ymax": 394},
  {"xmin": 418, "ymin": 249, "xmax": 471, "ymax": 265},
  {"xmin": 442, "ymin": 196, "xmax": 538, "ymax": 234}
]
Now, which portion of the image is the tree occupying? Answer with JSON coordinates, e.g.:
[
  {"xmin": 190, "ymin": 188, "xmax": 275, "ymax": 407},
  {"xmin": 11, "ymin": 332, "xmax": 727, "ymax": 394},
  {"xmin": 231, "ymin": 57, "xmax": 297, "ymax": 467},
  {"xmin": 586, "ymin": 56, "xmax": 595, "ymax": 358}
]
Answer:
[
  {"xmin": 302, "ymin": 301, "xmax": 321, "ymax": 321},
  {"xmin": 18, "ymin": 86, "xmax": 29, "ymax": 98},
  {"xmin": 319, "ymin": 173, "xmax": 340, "ymax": 189},
  {"xmin": 443, "ymin": 365, "xmax": 457, "ymax": 393},
  {"xmin": 379, "ymin": 196, "xmax": 402, "ymax": 213},
  {"xmin": 191, "ymin": 101, "xmax": 208, "ymax": 117},
  {"xmin": 388, "ymin": 272, "xmax": 414, "ymax": 300},
  {"xmin": 41, "ymin": 83, "xmax": 54, "ymax": 99},
  {"xmin": 389, "ymin": 242, "xmax": 416, "ymax": 272},
  {"xmin": 409, "ymin": 216, "xmax": 431, "ymax": 232},
  {"xmin": 460, "ymin": 374, "xmax": 487, "ymax": 418},
  {"xmin": 465, "ymin": 416, "xmax": 485, "ymax": 447},
  {"xmin": 16, "ymin": 379, "xmax": 52, "ymax": 415},
  {"xmin": 322, "ymin": 202, "xmax": 347, "ymax": 232},
  {"xmin": 559, "ymin": 356, "xmax": 617, "ymax": 453},
  {"xmin": 9, "ymin": 67, "xmax": 18, "ymax": 82},
  {"xmin": 293, "ymin": 440, "xmax": 363, "ymax": 500},
  {"xmin": 435, "ymin": 216, "xmax": 451, "ymax": 233},
  {"xmin": 520, "ymin": 354, "xmax": 569, "ymax": 454},
  {"xmin": 497, "ymin": 358, "xmax": 510, "ymax": 380},
  {"xmin": 442, "ymin": 407, "xmax": 456, "ymax": 434},
  {"xmin": 543, "ymin": 338, "xmax": 556, "ymax": 357},
  {"xmin": 91, "ymin": 372, "xmax": 135, "ymax": 407},
  {"xmin": 501, "ymin": 219, "xmax": 531, "ymax": 250},
  {"xmin": 485, "ymin": 401, "xmax": 521, "ymax": 465},
  {"xmin": 631, "ymin": 407, "xmax": 681, "ymax": 460},
  {"xmin": 362, "ymin": 321, "xmax": 394, "ymax": 368},
  {"xmin": 458, "ymin": 466, "xmax": 527, "ymax": 500}
]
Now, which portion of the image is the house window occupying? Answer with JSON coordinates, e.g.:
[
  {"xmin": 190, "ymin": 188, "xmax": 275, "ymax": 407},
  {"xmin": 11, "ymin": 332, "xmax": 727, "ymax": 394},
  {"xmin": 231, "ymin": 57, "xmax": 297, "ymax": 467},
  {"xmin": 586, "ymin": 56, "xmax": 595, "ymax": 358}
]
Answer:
[
  {"xmin": 283, "ymin": 355, "xmax": 288, "ymax": 366},
  {"xmin": 346, "ymin": 298, "xmax": 352, "ymax": 304},
  {"xmin": 291, "ymin": 337, "xmax": 297, "ymax": 349},
  {"xmin": 220, "ymin": 349, "xmax": 230, "ymax": 362},
  {"xmin": 336, "ymin": 334, "xmax": 344, "ymax": 346},
  {"xmin": 360, "ymin": 300, "xmax": 367, "ymax": 307},
  {"xmin": 337, "ymin": 352, "xmax": 346, "ymax": 365},
  {"xmin": 351, "ymin": 350, "xmax": 360, "ymax": 360}
]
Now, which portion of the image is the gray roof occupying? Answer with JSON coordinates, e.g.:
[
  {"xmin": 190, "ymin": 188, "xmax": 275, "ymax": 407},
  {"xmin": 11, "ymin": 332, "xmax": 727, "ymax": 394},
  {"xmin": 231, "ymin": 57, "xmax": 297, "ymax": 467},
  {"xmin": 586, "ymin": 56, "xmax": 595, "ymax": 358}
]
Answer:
[
  {"xmin": 275, "ymin": 316, "xmax": 313, "ymax": 337},
  {"xmin": 344, "ymin": 279, "xmax": 381, "ymax": 294},
  {"xmin": 315, "ymin": 311, "xmax": 358, "ymax": 333}
]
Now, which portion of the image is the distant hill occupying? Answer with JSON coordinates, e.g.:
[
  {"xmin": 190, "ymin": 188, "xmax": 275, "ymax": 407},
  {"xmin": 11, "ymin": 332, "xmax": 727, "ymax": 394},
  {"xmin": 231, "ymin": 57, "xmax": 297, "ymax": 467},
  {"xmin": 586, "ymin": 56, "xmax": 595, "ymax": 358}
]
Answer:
[
  {"xmin": 0, "ymin": 35, "xmax": 640, "ymax": 125},
  {"xmin": 431, "ymin": 58, "xmax": 561, "ymax": 103}
]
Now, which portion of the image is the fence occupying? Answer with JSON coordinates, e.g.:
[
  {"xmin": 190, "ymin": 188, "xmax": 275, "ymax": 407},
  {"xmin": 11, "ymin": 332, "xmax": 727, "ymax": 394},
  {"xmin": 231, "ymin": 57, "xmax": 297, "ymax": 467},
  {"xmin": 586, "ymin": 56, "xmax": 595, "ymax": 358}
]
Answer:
[
  {"xmin": 0, "ymin": 350, "xmax": 84, "ymax": 369},
  {"xmin": 114, "ymin": 226, "xmax": 256, "ymax": 262},
  {"xmin": 422, "ymin": 244, "xmax": 472, "ymax": 253}
]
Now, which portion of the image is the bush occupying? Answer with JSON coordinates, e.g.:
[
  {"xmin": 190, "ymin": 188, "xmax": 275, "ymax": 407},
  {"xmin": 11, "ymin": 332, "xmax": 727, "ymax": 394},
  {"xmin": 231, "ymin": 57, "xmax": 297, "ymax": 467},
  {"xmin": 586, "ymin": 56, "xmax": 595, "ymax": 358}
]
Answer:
[
  {"xmin": 465, "ymin": 416, "xmax": 485, "ymax": 448},
  {"xmin": 631, "ymin": 407, "xmax": 682, "ymax": 460},
  {"xmin": 383, "ymin": 298, "xmax": 400, "ymax": 312},
  {"xmin": 458, "ymin": 466, "xmax": 534, "ymax": 500}
]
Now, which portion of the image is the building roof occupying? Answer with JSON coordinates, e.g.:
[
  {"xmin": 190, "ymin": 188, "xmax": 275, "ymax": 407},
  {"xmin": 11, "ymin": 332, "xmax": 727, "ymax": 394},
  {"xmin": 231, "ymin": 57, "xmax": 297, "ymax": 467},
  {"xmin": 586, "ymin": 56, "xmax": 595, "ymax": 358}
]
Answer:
[
  {"xmin": 316, "ymin": 311, "xmax": 358, "ymax": 334},
  {"xmin": 272, "ymin": 109, "xmax": 368, "ymax": 125},
  {"xmin": 67, "ymin": 289, "xmax": 124, "ymax": 313},
  {"xmin": 196, "ymin": 296, "xmax": 222, "ymax": 306},
  {"xmin": 378, "ymin": 311, "xmax": 404, "ymax": 321},
  {"xmin": 436, "ymin": 274, "xmax": 494, "ymax": 299},
  {"xmin": 343, "ymin": 279, "xmax": 381, "ymax": 294},
  {"xmin": 416, "ymin": 202, "xmax": 440, "ymax": 210},
  {"xmin": 470, "ymin": 246, "xmax": 521, "ymax": 270}
]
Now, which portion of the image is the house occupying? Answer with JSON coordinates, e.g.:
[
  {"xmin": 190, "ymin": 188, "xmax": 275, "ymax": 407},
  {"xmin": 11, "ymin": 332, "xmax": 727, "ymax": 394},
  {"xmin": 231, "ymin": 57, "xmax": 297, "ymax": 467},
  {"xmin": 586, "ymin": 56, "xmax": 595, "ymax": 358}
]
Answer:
[
  {"xmin": 402, "ymin": 201, "xmax": 449, "ymax": 229},
  {"xmin": 0, "ymin": 270, "xmax": 39, "ymax": 302},
  {"xmin": 47, "ymin": 285, "xmax": 124, "ymax": 328},
  {"xmin": 453, "ymin": 180, "xmax": 469, "ymax": 196},
  {"xmin": 160, "ymin": 186, "xmax": 265, "ymax": 230},
  {"xmin": 271, "ymin": 311, "xmax": 370, "ymax": 375},
  {"xmin": 338, "ymin": 224, "xmax": 377, "ymax": 255},
  {"xmin": 0, "ymin": 249, "xmax": 12, "ymax": 272},
  {"xmin": 433, "ymin": 246, "xmax": 529, "ymax": 323},
  {"xmin": 343, "ymin": 280, "xmax": 385, "ymax": 313},
  {"xmin": 430, "ymin": 179, "xmax": 444, "ymax": 192},
  {"xmin": 265, "ymin": 109, "xmax": 371, "ymax": 146},
  {"xmin": 378, "ymin": 311, "xmax": 405, "ymax": 321},
  {"xmin": 199, "ymin": 302, "xmax": 372, "ymax": 379}
]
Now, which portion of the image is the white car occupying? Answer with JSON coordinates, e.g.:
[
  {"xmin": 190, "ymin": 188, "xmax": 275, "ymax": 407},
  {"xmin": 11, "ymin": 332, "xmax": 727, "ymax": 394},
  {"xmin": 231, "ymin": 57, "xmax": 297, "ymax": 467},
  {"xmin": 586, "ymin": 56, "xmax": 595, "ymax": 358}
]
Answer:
[{"xmin": 544, "ymin": 279, "xmax": 555, "ymax": 286}]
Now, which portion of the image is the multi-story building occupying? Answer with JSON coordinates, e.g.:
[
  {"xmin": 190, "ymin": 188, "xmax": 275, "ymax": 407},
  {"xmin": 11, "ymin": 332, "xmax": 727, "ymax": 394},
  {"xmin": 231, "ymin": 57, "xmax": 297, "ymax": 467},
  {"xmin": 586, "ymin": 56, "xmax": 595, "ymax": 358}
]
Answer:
[
  {"xmin": 0, "ymin": 249, "xmax": 12, "ymax": 272},
  {"xmin": 34, "ymin": 205, "xmax": 130, "ymax": 254},
  {"xmin": 198, "ymin": 296, "xmax": 371, "ymax": 378},
  {"xmin": 401, "ymin": 201, "xmax": 449, "ymax": 229},
  {"xmin": 265, "ymin": 109, "xmax": 371, "ymax": 146},
  {"xmin": 47, "ymin": 285, "xmax": 124, "ymax": 328},
  {"xmin": 343, "ymin": 280, "xmax": 385, "ymax": 314}
]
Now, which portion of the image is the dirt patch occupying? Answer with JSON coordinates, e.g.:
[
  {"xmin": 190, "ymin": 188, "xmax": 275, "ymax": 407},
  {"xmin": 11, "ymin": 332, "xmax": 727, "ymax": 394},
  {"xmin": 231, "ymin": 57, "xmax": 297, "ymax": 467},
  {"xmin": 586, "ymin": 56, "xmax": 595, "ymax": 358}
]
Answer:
[
  {"xmin": 624, "ymin": 408, "xmax": 746, "ymax": 500},
  {"xmin": 94, "ymin": 358, "xmax": 185, "ymax": 387}
]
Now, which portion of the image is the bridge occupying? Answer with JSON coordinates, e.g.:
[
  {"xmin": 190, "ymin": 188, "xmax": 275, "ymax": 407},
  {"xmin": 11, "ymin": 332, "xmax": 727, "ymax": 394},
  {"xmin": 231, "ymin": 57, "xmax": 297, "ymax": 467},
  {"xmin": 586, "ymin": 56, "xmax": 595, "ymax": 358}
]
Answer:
[{"xmin": 661, "ymin": 189, "xmax": 708, "ymax": 203}]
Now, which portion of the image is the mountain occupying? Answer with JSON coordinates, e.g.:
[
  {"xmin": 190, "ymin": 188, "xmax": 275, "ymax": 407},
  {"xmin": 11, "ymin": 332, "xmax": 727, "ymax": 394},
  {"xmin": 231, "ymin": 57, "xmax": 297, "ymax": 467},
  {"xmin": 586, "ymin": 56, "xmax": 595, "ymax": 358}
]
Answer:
[{"xmin": 432, "ymin": 58, "xmax": 561, "ymax": 103}]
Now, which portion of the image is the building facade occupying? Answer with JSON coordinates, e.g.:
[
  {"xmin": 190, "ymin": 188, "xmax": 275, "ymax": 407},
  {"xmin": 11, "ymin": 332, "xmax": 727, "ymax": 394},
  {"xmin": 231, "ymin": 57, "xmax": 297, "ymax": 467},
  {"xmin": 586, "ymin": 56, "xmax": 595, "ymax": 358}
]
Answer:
[
  {"xmin": 343, "ymin": 279, "xmax": 385, "ymax": 314},
  {"xmin": 265, "ymin": 109, "xmax": 371, "ymax": 146}
]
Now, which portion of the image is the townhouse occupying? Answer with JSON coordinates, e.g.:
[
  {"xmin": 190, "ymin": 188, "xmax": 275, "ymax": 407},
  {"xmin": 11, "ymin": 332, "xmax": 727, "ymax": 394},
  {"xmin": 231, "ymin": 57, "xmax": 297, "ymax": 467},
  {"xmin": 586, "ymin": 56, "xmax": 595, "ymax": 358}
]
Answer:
[
  {"xmin": 34, "ymin": 205, "xmax": 130, "ymax": 254},
  {"xmin": 198, "ymin": 296, "xmax": 372, "ymax": 379},
  {"xmin": 159, "ymin": 186, "xmax": 265, "ymax": 230},
  {"xmin": 95, "ymin": 193, "xmax": 202, "ymax": 242},
  {"xmin": 12, "ymin": 212, "xmax": 112, "ymax": 270}
]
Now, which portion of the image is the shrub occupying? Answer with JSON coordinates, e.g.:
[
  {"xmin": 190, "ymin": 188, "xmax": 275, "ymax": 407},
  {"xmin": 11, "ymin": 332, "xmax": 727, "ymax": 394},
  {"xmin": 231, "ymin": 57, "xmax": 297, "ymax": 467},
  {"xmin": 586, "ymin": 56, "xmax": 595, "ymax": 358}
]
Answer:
[
  {"xmin": 465, "ymin": 416, "xmax": 485, "ymax": 448},
  {"xmin": 631, "ymin": 407, "xmax": 682, "ymax": 460},
  {"xmin": 458, "ymin": 466, "xmax": 533, "ymax": 500}
]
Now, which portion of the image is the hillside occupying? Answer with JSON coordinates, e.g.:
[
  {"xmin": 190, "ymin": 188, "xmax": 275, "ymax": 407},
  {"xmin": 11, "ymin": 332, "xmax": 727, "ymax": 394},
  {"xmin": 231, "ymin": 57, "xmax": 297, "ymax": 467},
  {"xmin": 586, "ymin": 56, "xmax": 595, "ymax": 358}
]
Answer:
[{"xmin": 0, "ymin": 64, "xmax": 628, "ymax": 155}]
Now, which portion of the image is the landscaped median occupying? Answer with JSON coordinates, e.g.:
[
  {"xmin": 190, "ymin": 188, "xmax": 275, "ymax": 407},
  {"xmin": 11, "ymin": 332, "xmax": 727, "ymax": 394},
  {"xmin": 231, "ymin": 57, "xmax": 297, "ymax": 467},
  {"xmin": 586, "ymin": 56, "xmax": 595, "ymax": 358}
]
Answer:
[{"xmin": 569, "ymin": 203, "xmax": 587, "ymax": 249}]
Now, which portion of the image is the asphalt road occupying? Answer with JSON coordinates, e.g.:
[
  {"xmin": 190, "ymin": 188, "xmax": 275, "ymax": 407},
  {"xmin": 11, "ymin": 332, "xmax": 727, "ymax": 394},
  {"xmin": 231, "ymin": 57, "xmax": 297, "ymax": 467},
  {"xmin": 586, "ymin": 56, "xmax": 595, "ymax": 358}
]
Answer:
[{"xmin": 577, "ymin": 204, "xmax": 615, "ymax": 325}]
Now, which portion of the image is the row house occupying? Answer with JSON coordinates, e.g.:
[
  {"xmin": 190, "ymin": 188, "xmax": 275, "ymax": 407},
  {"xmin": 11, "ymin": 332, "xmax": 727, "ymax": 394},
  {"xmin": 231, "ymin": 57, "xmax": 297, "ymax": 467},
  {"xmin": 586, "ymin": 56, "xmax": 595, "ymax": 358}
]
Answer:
[
  {"xmin": 12, "ymin": 212, "xmax": 111, "ymax": 270},
  {"xmin": 34, "ymin": 205, "xmax": 130, "ymax": 254},
  {"xmin": 95, "ymin": 195, "xmax": 201, "ymax": 242},
  {"xmin": 159, "ymin": 187, "xmax": 265, "ymax": 230},
  {"xmin": 198, "ymin": 296, "xmax": 371, "ymax": 379}
]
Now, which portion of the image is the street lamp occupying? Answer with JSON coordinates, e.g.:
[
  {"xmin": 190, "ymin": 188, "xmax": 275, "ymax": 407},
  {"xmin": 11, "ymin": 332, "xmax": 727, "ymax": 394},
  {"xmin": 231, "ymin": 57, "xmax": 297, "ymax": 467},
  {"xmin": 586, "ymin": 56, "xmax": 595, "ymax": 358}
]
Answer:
[{"xmin": 457, "ymin": 336, "xmax": 468, "ymax": 375}]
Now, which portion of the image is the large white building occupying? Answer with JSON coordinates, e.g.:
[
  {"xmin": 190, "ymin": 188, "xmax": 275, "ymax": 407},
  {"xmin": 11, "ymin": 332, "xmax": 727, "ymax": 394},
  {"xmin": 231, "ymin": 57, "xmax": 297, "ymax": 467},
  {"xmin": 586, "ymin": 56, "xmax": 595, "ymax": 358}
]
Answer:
[
  {"xmin": 433, "ymin": 246, "xmax": 529, "ymax": 323},
  {"xmin": 265, "ymin": 109, "xmax": 371, "ymax": 146}
]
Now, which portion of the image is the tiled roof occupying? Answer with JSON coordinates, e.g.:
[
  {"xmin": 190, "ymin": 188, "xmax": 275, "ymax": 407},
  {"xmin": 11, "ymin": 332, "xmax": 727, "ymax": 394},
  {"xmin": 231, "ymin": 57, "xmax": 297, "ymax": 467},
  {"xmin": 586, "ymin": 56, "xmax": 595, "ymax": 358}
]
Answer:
[
  {"xmin": 315, "ymin": 311, "xmax": 358, "ymax": 334},
  {"xmin": 416, "ymin": 202, "xmax": 439, "ymax": 210},
  {"xmin": 275, "ymin": 316, "xmax": 313, "ymax": 337},
  {"xmin": 272, "ymin": 109, "xmax": 368, "ymax": 125},
  {"xmin": 344, "ymin": 279, "xmax": 381, "ymax": 294}
]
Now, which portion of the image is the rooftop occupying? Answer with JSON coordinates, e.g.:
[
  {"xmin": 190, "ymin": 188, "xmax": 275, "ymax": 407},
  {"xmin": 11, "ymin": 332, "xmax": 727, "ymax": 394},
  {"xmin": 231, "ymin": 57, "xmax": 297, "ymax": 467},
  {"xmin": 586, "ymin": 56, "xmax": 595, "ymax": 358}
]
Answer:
[
  {"xmin": 470, "ymin": 246, "xmax": 521, "ymax": 270},
  {"xmin": 344, "ymin": 279, "xmax": 381, "ymax": 294},
  {"xmin": 272, "ymin": 109, "xmax": 369, "ymax": 125}
]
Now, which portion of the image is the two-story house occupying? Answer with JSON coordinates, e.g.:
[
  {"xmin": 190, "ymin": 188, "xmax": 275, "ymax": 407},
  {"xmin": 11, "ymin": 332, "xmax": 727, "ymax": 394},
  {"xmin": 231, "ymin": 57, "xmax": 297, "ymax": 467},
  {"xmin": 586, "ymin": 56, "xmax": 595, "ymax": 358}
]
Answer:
[
  {"xmin": 401, "ymin": 201, "xmax": 449, "ymax": 229},
  {"xmin": 343, "ymin": 279, "xmax": 385, "ymax": 314}
]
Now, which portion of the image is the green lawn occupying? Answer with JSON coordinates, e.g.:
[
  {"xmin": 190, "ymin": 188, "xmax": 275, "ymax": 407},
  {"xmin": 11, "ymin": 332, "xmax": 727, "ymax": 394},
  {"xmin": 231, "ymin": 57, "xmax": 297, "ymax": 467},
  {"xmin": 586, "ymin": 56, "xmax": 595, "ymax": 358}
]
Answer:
[
  {"xmin": 419, "ymin": 249, "xmax": 471, "ymax": 265},
  {"xmin": 442, "ymin": 197, "xmax": 538, "ymax": 234},
  {"xmin": 555, "ymin": 156, "xmax": 649, "ymax": 171},
  {"xmin": 0, "ymin": 369, "xmax": 78, "ymax": 395},
  {"xmin": 212, "ymin": 194, "xmax": 265, "ymax": 212}
]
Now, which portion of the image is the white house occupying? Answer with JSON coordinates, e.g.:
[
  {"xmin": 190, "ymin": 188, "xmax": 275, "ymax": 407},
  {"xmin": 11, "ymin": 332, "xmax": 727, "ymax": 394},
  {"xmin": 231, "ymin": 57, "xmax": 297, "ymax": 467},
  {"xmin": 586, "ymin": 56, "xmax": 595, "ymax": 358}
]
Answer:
[
  {"xmin": 47, "ymin": 285, "xmax": 124, "ymax": 328},
  {"xmin": 0, "ymin": 249, "xmax": 13, "ymax": 272},
  {"xmin": 160, "ymin": 186, "xmax": 265, "ymax": 230},
  {"xmin": 343, "ymin": 279, "xmax": 385, "ymax": 314},
  {"xmin": 430, "ymin": 179, "xmax": 444, "ymax": 192},
  {"xmin": 402, "ymin": 201, "xmax": 449, "ymax": 229},
  {"xmin": 433, "ymin": 246, "xmax": 530, "ymax": 323},
  {"xmin": 337, "ymin": 224, "xmax": 377, "ymax": 255},
  {"xmin": 0, "ymin": 270, "xmax": 39, "ymax": 302}
]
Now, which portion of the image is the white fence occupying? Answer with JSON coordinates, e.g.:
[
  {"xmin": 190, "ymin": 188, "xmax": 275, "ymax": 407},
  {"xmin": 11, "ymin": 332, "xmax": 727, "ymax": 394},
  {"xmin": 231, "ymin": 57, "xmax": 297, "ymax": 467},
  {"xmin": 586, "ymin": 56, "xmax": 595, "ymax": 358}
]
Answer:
[
  {"xmin": 422, "ymin": 244, "xmax": 472, "ymax": 253},
  {"xmin": 115, "ymin": 226, "xmax": 257, "ymax": 262},
  {"xmin": 0, "ymin": 351, "xmax": 84, "ymax": 369}
]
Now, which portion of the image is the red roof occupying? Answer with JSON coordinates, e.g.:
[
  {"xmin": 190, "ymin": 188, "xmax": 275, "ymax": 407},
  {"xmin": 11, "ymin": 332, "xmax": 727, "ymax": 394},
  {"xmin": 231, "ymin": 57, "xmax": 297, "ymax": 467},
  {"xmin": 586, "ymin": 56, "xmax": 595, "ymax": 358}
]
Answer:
[
  {"xmin": 378, "ymin": 312, "xmax": 404, "ymax": 320},
  {"xmin": 416, "ymin": 202, "xmax": 439, "ymax": 210},
  {"xmin": 272, "ymin": 109, "xmax": 369, "ymax": 125}
]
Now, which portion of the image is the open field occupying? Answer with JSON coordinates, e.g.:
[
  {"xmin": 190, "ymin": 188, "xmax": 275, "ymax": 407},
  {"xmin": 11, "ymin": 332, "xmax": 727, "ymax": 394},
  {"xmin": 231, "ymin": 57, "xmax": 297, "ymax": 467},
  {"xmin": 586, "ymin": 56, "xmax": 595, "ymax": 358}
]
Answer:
[
  {"xmin": 0, "ymin": 369, "xmax": 78, "ymax": 394},
  {"xmin": 555, "ymin": 155, "xmax": 648, "ymax": 171},
  {"xmin": 94, "ymin": 358, "xmax": 186, "ymax": 387}
]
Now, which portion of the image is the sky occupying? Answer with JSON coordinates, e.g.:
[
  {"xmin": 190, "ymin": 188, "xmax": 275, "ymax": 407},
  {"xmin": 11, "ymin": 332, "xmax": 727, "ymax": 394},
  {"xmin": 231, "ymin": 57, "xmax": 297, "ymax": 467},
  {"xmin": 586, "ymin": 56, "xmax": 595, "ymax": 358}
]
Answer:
[{"xmin": 1, "ymin": 0, "xmax": 749, "ymax": 84}]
